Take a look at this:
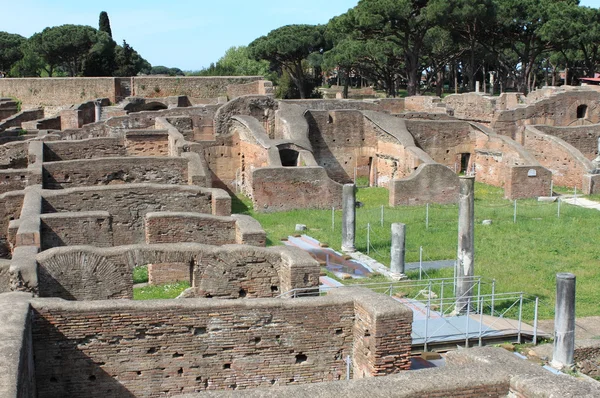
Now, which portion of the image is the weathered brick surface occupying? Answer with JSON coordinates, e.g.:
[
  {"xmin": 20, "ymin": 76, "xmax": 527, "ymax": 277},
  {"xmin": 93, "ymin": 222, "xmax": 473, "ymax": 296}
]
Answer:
[
  {"xmin": 43, "ymin": 138, "xmax": 126, "ymax": 161},
  {"xmin": 0, "ymin": 169, "xmax": 29, "ymax": 194},
  {"xmin": 306, "ymin": 110, "xmax": 375, "ymax": 184},
  {"xmin": 144, "ymin": 213, "xmax": 266, "ymax": 250},
  {"xmin": 42, "ymin": 157, "xmax": 188, "ymax": 189},
  {"xmin": 0, "ymin": 141, "xmax": 29, "ymax": 169},
  {"xmin": 35, "ymin": 244, "xmax": 320, "ymax": 300},
  {"xmin": 519, "ymin": 126, "xmax": 589, "ymax": 189},
  {"xmin": 0, "ymin": 77, "xmax": 118, "ymax": 106},
  {"xmin": 251, "ymin": 167, "xmax": 343, "ymax": 212},
  {"xmin": 535, "ymin": 124, "xmax": 600, "ymax": 161},
  {"xmin": 124, "ymin": 131, "xmax": 170, "ymax": 156},
  {"xmin": 133, "ymin": 76, "xmax": 263, "ymax": 99},
  {"xmin": 40, "ymin": 212, "xmax": 113, "ymax": 250},
  {"xmin": 0, "ymin": 191, "xmax": 25, "ymax": 258},
  {"xmin": 41, "ymin": 184, "xmax": 213, "ymax": 245},
  {"xmin": 148, "ymin": 262, "xmax": 190, "ymax": 285},
  {"xmin": 30, "ymin": 289, "xmax": 411, "ymax": 397}
]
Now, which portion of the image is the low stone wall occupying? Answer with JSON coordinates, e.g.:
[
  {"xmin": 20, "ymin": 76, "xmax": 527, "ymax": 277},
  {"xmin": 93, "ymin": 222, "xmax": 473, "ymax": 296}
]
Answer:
[
  {"xmin": 124, "ymin": 130, "xmax": 170, "ymax": 156},
  {"xmin": 0, "ymin": 108, "xmax": 44, "ymax": 131},
  {"xmin": 30, "ymin": 288, "xmax": 411, "ymax": 397},
  {"xmin": 21, "ymin": 116, "xmax": 61, "ymax": 131},
  {"xmin": 0, "ymin": 140, "xmax": 29, "ymax": 169},
  {"xmin": 59, "ymin": 98, "xmax": 110, "ymax": 130},
  {"xmin": 534, "ymin": 124, "xmax": 600, "ymax": 161},
  {"xmin": 41, "ymin": 184, "xmax": 227, "ymax": 245},
  {"xmin": 133, "ymin": 76, "xmax": 263, "ymax": 99},
  {"xmin": 144, "ymin": 212, "xmax": 265, "ymax": 247},
  {"xmin": 0, "ymin": 292, "xmax": 36, "ymax": 398},
  {"xmin": 0, "ymin": 168, "xmax": 30, "ymax": 194},
  {"xmin": 0, "ymin": 190, "xmax": 25, "ymax": 258},
  {"xmin": 519, "ymin": 126, "xmax": 593, "ymax": 190},
  {"xmin": 40, "ymin": 212, "xmax": 113, "ymax": 250},
  {"xmin": 389, "ymin": 163, "xmax": 459, "ymax": 206},
  {"xmin": 0, "ymin": 77, "xmax": 118, "ymax": 107},
  {"xmin": 42, "ymin": 157, "xmax": 188, "ymax": 189},
  {"xmin": 43, "ymin": 138, "xmax": 126, "ymax": 161},
  {"xmin": 35, "ymin": 243, "xmax": 319, "ymax": 300},
  {"xmin": 227, "ymin": 80, "xmax": 273, "ymax": 99},
  {"xmin": 251, "ymin": 167, "xmax": 343, "ymax": 212},
  {"xmin": 192, "ymin": 346, "xmax": 600, "ymax": 398},
  {"xmin": 444, "ymin": 93, "xmax": 497, "ymax": 123}
]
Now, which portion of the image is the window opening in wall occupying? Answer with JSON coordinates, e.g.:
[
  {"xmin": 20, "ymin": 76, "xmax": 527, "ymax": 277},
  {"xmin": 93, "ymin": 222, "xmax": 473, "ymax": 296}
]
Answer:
[
  {"xmin": 577, "ymin": 104, "xmax": 588, "ymax": 119},
  {"xmin": 460, "ymin": 153, "xmax": 471, "ymax": 174},
  {"xmin": 279, "ymin": 149, "xmax": 299, "ymax": 167}
]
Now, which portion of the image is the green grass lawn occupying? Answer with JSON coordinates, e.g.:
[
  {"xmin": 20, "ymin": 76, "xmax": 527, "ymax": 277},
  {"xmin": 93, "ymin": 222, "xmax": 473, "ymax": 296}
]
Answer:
[
  {"xmin": 233, "ymin": 183, "xmax": 600, "ymax": 320},
  {"xmin": 133, "ymin": 281, "xmax": 190, "ymax": 300}
]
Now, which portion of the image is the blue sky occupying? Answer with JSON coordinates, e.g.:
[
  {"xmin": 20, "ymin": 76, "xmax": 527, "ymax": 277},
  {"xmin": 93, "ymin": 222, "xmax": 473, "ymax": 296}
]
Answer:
[{"xmin": 3, "ymin": 0, "xmax": 600, "ymax": 71}]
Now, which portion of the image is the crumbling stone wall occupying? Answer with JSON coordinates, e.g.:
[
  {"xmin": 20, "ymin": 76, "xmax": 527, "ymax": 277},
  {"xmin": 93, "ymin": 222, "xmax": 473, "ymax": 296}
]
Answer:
[
  {"xmin": 492, "ymin": 90, "xmax": 600, "ymax": 138},
  {"xmin": 41, "ymin": 184, "xmax": 217, "ymax": 245},
  {"xmin": 30, "ymin": 288, "xmax": 411, "ymax": 397},
  {"xmin": 133, "ymin": 76, "xmax": 263, "ymax": 99},
  {"xmin": 0, "ymin": 191, "xmax": 25, "ymax": 258},
  {"xmin": 124, "ymin": 131, "xmax": 169, "ymax": 156},
  {"xmin": 60, "ymin": 98, "xmax": 110, "ymax": 130},
  {"xmin": 534, "ymin": 124, "xmax": 600, "ymax": 160},
  {"xmin": 405, "ymin": 120, "xmax": 474, "ymax": 170},
  {"xmin": 389, "ymin": 163, "xmax": 459, "ymax": 206},
  {"xmin": 519, "ymin": 126, "xmax": 591, "ymax": 190},
  {"xmin": 35, "ymin": 244, "xmax": 319, "ymax": 300},
  {"xmin": 144, "ymin": 212, "xmax": 265, "ymax": 247},
  {"xmin": 42, "ymin": 157, "xmax": 188, "ymax": 189},
  {"xmin": 40, "ymin": 212, "xmax": 113, "ymax": 250},
  {"xmin": 0, "ymin": 77, "xmax": 118, "ymax": 107},
  {"xmin": 43, "ymin": 138, "xmax": 126, "ymax": 161},
  {"xmin": 306, "ymin": 110, "xmax": 375, "ymax": 184},
  {"xmin": 251, "ymin": 167, "xmax": 343, "ymax": 212},
  {"xmin": 0, "ymin": 108, "xmax": 44, "ymax": 131},
  {"xmin": 0, "ymin": 169, "xmax": 30, "ymax": 194}
]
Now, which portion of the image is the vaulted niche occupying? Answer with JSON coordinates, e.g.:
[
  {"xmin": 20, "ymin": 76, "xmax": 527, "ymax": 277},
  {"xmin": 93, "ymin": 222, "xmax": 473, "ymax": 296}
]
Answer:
[{"xmin": 279, "ymin": 149, "xmax": 299, "ymax": 167}]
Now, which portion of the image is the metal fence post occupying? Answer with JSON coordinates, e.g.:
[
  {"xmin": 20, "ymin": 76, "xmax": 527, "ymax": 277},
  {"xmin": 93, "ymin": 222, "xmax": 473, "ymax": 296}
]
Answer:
[
  {"xmin": 346, "ymin": 355, "xmax": 351, "ymax": 380},
  {"xmin": 491, "ymin": 279, "xmax": 496, "ymax": 316},
  {"xmin": 517, "ymin": 293, "xmax": 524, "ymax": 344},
  {"xmin": 465, "ymin": 302, "xmax": 471, "ymax": 348},
  {"xmin": 533, "ymin": 296, "xmax": 539, "ymax": 345},
  {"xmin": 440, "ymin": 280, "xmax": 445, "ymax": 314},
  {"xmin": 332, "ymin": 206, "xmax": 335, "ymax": 231},
  {"xmin": 426, "ymin": 203, "xmax": 430, "ymax": 230},
  {"xmin": 380, "ymin": 205, "xmax": 384, "ymax": 227},
  {"xmin": 419, "ymin": 246, "xmax": 423, "ymax": 280},
  {"xmin": 367, "ymin": 223, "xmax": 370, "ymax": 255},
  {"xmin": 478, "ymin": 297, "xmax": 484, "ymax": 346},
  {"xmin": 513, "ymin": 200, "xmax": 517, "ymax": 223}
]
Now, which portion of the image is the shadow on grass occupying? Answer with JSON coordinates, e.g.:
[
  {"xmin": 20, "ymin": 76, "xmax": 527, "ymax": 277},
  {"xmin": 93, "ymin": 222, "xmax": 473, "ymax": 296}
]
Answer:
[{"xmin": 231, "ymin": 194, "xmax": 251, "ymax": 214}]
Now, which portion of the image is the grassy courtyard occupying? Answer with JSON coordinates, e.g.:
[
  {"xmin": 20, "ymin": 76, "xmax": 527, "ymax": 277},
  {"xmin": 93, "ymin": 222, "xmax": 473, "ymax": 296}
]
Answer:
[{"xmin": 233, "ymin": 183, "xmax": 600, "ymax": 320}]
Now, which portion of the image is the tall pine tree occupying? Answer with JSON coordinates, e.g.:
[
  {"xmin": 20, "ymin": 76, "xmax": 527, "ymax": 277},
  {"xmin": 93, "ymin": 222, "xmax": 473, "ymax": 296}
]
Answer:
[{"xmin": 99, "ymin": 11, "xmax": 112, "ymax": 38}]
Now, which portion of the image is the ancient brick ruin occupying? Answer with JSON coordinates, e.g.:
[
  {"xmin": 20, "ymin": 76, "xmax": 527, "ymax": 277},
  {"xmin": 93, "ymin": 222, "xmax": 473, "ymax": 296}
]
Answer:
[{"xmin": 1, "ymin": 77, "xmax": 600, "ymax": 396}]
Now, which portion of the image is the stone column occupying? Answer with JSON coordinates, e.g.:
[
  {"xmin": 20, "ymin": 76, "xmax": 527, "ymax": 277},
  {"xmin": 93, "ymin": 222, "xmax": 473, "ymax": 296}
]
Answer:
[
  {"xmin": 551, "ymin": 273, "xmax": 576, "ymax": 370},
  {"xmin": 94, "ymin": 100, "xmax": 102, "ymax": 122},
  {"xmin": 475, "ymin": 81, "xmax": 480, "ymax": 93},
  {"xmin": 341, "ymin": 184, "xmax": 356, "ymax": 253},
  {"xmin": 455, "ymin": 176, "xmax": 475, "ymax": 314},
  {"xmin": 390, "ymin": 223, "xmax": 406, "ymax": 275}
]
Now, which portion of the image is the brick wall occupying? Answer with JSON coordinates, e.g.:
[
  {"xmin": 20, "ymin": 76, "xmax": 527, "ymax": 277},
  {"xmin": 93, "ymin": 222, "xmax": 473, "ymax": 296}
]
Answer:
[
  {"xmin": 42, "ymin": 157, "xmax": 188, "ymax": 189},
  {"xmin": 389, "ymin": 163, "xmax": 460, "ymax": 206},
  {"xmin": 519, "ymin": 126, "xmax": 590, "ymax": 189},
  {"xmin": 40, "ymin": 212, "xmax": 113, "ymax": 250},
  {"xmin": 133, "ymin": 76, "xmax": 263, "ymax": 99},
  {"xmin": 535, "ymin": 124, "xmax": 600, "ymax": 160},
  {"xmin": 30, "ymin": 289, "xmax": 411, "ymax": 397},
  {"xmin": 251, "ymin": 167, "xmax": 343, "ymax": 212},
  {"xmin": 124, "ymin": 131, "xmax": 170, "ymax": 156},
  {"xmin": 145, "ymin": 212, "xmax": 235, "ymax": 245},
  {"xmin": 0, "ymin": 169, "xmax": 30, "ymax": 194},
  {"xmin": 0, "ymin": 108, "xmax": 44, "ymax": 131},
  {"xmin": 0, "ymin": 191, "xmax": 25, "ymax": 258},
  {"xmin": 43, "ymin": 138, "xmax": 126, "ymax": 161},
  {"xmin": 35, "ymin": 244, "xmax": 319, "ymax": 300},
  {"xmin": 0, "ymin": 77, "xmax": 117, "ymax": 106},
  {"xmin": 306, "ymin": 110, "xmax": 375, "ymax": 183},
  {"xmin": 41, "ymin": 184, "xmax": 213, "ymax": 245}
]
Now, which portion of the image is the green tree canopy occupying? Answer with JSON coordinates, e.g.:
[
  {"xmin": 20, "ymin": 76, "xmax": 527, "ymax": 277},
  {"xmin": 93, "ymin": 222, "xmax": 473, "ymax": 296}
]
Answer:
[
  {"xmin": 114, "ymin": 40, "xmax": 150, "ymax": 76},
  {"xmin": 99, "ymin": 11, "xmax": 113, "ymax": 38},
  {"xmin": 249, "ymin": 24, "xmax": 329, "ymax": 98},
  {"xmin": 0, "ymin": 32, "xmax": 26, "ymax": 73}
]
